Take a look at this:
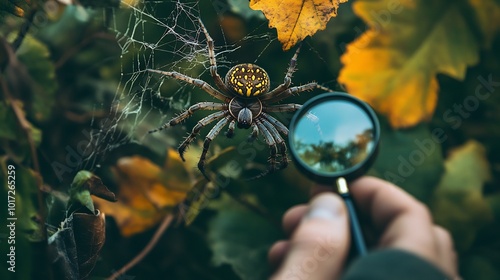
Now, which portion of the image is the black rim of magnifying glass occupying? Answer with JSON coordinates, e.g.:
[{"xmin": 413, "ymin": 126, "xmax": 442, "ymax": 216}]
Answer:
[{"xmin": 288, "ymin": 92, "xmax": 381, "ymax": 185}]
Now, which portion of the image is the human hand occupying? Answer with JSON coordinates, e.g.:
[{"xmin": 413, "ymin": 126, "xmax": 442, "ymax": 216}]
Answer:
[{"xmin": 268, "ymin": 176, "xmax": 458, "ymax": 279}]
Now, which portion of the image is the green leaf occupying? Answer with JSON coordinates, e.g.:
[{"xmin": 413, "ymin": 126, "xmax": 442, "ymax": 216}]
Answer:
[
  {"xmin": 16, "ymin": 35, "xmax": 57, "ymax": 122},
  {"xmin": 208, "ymin": 194, "xmax": 282, "ymax": 280},
  {"xmin": 368, "ymin": 119, "xmax": 444, "ymax": 202},
  {"xmin": 68, "ymin": 170, "xmax": 95, "ymax": 213},
  {"xmin": 69, "ymin": 171, "xmax": 115, "ymax": 214},
  {"xmin": 431, "ymin": 140, "xmax": 493, "ymax": 252}
]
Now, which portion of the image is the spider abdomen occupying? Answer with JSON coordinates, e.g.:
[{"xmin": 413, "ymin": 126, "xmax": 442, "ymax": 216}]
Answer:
[{"xmin": 225, "ymin": 64, "xmax": 270, "ymax": 97}]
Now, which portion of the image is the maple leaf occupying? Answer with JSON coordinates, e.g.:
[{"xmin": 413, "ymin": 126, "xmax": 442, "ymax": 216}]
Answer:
[
  {"xmin": 94, "ymin": 150, "xmax": 192, "ymax": 237},
  {"xmin": 338, "ymin": 0, "xmax": 497, "ymax": 128},
  {"xmin": 250, "ymin": 0, "xmax": 348, "ymax": 50}
]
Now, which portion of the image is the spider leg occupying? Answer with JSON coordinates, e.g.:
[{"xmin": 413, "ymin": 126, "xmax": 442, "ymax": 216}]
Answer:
[
  {"xmin": 148, "ymin": 69, "xmax": 231, "ymax": 101},
  {"xmin": 255, "ymin": 120, "xmax": 278, "ymax": 173},
  {"xmin": 178, "ymin": 111, "xmax": 227, "ymax": 161},
  {"xmin": 264, "ymin": 104, "xmax": 302, "ymax": 113},
  {"xmin": 225, "ymin": 119, "xmax": 236, "ymax": 138},
  {"xmin": 264, "ymin": 82, "xmax": 334, "ymax": 104},
  {"xmin": 149, "ymin": 102, "xmax": 227, "ymax": 133},
  {"xmin": 261, "ymin": 44, "xmax": 302, "ymax": 101},
  {"xmin": 199, "ymin": 20, "xmax": 229, "ymax": 93},
  {"xmin": 260, "ymin": 112, "xmax": 289, "ymax": 136},
  {"xmin": 198, "ymin": 115, "xmax": 232, "ymax": 180},
  {"xmin": 247, "ymin": 122, "xmax": 259, "ymax": 142},
  {"xmin": 260, "ymin": 117, "xmax": 288, "ymax": 170}
]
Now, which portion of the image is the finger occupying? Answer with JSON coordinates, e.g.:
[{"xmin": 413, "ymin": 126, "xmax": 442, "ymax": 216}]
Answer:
[
  {"xmin": 433, "ymin": 226, "xmax": 454, "ymax": 254},
  {"xmin": 349, "ymin": 176, "xmax": 431, "ymax": 229},
  {"xmin": 349, "ymin": 176, "xmax": 436, "ymax": 261},
  {"xmin": 433, "ymin": 226, "xmax": 458, "ymax": 278},
  {"xmin": 268, "ymin": 240, "xmax": 290, "ymax": 269},
  {"xmin": 271, "ymin": 193, "xmax": 350, "ymax": 280},
  {"xmin": 282, "ymin": 205, "xmax": 308, "ymax": 236}
]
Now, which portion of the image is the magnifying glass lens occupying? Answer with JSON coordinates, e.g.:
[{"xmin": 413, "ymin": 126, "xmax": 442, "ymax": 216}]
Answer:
[
  {"xmin": 289, "ymin": 93, "xmax": 380, "ymax": 183},
  {"xmin": 291, "ymin": 100, "xmax": 376, "ymax": 176}
]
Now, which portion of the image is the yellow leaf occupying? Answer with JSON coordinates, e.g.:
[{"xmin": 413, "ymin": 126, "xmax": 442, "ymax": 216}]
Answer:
[
  {"xmin": 339, "ymin": 0, "xmax": 480, "ymax": 128},
  {"xmin": 94, "ymin": 151, "xmax": 193, "ymax": 237},
  {"xmin": 250, "ymin": 0, "xmax": 348, "ymax": 50}
]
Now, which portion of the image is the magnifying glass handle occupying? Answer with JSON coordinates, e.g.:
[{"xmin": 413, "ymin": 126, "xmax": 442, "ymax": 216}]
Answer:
[
  {"xmin": 337, "ymin": 178, "xmax": 368, "ymax": 256},
  {"xmin": 342, "ymin": 194, "xmax": 367, "ymax": 256}
]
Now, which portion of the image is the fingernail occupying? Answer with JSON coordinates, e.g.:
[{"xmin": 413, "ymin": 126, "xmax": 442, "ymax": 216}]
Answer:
[{"xmin": 304, "ymin": 194, "xmax": 343, "ymax": 221}]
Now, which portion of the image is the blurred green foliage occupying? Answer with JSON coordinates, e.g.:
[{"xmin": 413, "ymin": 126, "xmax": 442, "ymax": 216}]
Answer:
[{"xmin": 1, "ymin": 0, "xmax": 500, "ymax": 279}]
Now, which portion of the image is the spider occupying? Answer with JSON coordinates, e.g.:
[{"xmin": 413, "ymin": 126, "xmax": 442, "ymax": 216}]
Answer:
[{"xmin": 148, "ymin": 22, "xmax": 332, "ymax": 180}]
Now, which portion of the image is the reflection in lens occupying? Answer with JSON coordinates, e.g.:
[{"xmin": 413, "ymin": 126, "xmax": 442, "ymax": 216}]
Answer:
[{"xmin": 291, "ymin": 100, "xmax": 375, "ymax": 175}]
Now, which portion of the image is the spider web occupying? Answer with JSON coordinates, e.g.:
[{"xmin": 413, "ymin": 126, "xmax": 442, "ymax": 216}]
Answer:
[
  {"xmin": 80, "ymin": 0, "xmax": 277, "ymax": 174},
  {"xmin": 79, "ymin": 0, "xmax": 339, "ymax": 178}
]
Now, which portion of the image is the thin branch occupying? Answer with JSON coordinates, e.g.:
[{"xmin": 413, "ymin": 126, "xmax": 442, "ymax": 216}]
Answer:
[
  {"xmin": 106, "ymin": 214, "xmax": 174, "ymax": 280},
  {"xmin": 0, "ymin": 77, "xmax": 47, "ymax": 241},
  {"xmin": 12, "ymin": 7, "xmax": 38, "ymax": 51}
]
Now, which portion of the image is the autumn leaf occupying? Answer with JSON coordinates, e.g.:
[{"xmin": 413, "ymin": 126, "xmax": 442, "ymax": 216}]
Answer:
[
  {"xmin": 431, "ymin": 140, "xmax": 493, "ymax": 251},
  {"xmin": 250, "ymin": 0, "xmax": 348, "ymax": 50},
  {"xmin": 338, "ymin": 0, "xmax": 495, "ymax": 128},
  {"xmin": 48, "ymin": 211, "xmax": 106, "ymax": 279},
  {"xmin": 94, "ymin": 150, "xmax": 192, "ymax": 236}
]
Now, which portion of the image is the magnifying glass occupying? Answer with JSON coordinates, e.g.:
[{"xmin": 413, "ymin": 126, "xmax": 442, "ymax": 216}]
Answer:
[{"xmin": 288, "ymin": 92, "xmax": 380, "ymax": 256}]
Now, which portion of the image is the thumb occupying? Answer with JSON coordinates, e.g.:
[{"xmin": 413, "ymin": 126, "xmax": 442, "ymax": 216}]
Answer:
[{"xmin": 271, "ymin": 193, "xmax": 350, "ymax": 280}]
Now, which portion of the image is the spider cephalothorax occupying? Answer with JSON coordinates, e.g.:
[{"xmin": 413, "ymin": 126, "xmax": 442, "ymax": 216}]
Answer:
[
  {"xmin": 228, "ymin": 98, "xmax": 262, "ymax": 129},
  {"xmin": 148, "ymin": 22, "xmax": 332, "ymax": 180}
]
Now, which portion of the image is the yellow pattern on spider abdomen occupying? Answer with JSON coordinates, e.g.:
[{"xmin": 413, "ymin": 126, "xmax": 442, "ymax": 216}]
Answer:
[{"xmin": 225, "ymin": 64, "xmax": 270, "ymax": 97}]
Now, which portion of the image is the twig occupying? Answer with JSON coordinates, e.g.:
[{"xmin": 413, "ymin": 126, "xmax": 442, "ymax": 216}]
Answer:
[
  {"xmin": 12, "ymin": 7, "xmax": 38, "ymax": 51},
  {"xmin": 107, "ymin": 214, "xmax": 174, "ymax": 280},
  {"xmin": 0, "ymin": 77, "xmax": 47, "ymax": 240}
]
